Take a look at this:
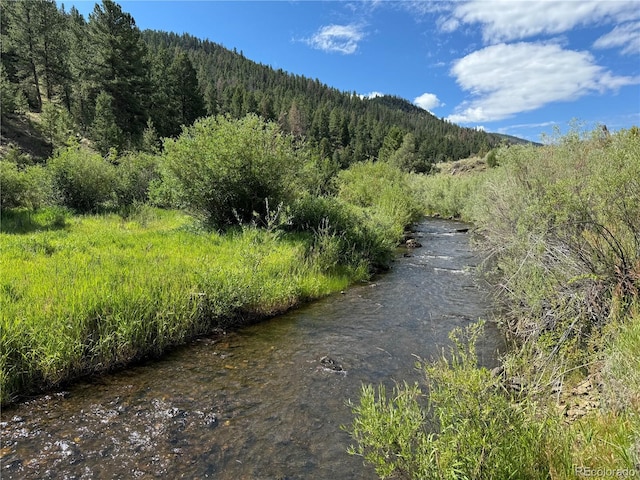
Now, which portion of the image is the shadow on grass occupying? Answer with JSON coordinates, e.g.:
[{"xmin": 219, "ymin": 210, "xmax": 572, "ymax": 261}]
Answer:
[{"xmin": 0, "ymin": 207, "xmax": 70, "ymax": 234}]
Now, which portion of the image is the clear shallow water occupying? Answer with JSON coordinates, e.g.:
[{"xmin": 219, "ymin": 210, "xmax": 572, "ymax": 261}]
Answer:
[{"xmin": 1, "ymin": 218, "xmax": 503, "ymax": 479}]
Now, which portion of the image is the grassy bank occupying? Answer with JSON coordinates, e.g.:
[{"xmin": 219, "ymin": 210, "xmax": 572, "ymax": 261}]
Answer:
[
  {"xmin": 0, "ymin": 208, "xmax": 358, "ymax": 404},
  {"xmin": 348, "ymin": 126, "xmax": 640, "ymax": 477}
]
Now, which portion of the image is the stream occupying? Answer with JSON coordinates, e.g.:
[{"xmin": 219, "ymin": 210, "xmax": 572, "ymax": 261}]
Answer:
[{"xmin": 1, "ymin": 218, "xmax": 504, "ymax": 479}]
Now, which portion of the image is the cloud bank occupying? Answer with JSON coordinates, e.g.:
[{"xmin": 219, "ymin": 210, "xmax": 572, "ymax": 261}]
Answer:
[
  {"xmin": 594, "ymin": 21, "xmax": 640, "ymax": 56},
  {"xmin": 446, "ymin": 42, "xmax": 639, "ymax": 123},
  {"xmin": 444, "ymin": 0, "xmax": 640, "ymax": 44},
  {"xmin": 430, "ymin": 1, "xmax": 640, "ymax": 124}
]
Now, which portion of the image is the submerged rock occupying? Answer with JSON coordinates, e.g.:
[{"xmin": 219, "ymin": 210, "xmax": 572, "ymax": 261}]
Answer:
[{"xmin": 319, "ymin": 356, "xmax": 344, "ymax": 373}]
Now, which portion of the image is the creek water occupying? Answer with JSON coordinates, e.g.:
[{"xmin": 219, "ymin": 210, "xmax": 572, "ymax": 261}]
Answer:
[{"xmin": 1, "ymin": 218, "xmax": 504, "ymax": 479}]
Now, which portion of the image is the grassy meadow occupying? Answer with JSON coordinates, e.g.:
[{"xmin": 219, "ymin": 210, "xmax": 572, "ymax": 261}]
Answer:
[{"xmin": 0, "ymin": 207, "xmax": 366, "ymax": 404}]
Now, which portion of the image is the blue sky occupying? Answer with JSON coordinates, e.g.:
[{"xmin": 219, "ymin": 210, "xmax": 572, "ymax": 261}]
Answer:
[{"xmin": 66, "ymin": 0, "xmax": 640, "ymax": 141}]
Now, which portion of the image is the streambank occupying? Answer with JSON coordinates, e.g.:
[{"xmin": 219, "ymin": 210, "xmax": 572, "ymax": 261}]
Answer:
[
  {"xmin": 0, "ymin": 209, "xmax": 371, "ymax": 407},
  {"xmin": 1, "ymin": 217, "xmax": 502, "ymax": 479}
]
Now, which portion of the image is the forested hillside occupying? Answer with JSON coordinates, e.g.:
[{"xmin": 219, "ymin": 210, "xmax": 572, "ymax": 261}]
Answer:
[{"xmin": 1, "ymin": 0, "xmax": 503, "ymax": 169}]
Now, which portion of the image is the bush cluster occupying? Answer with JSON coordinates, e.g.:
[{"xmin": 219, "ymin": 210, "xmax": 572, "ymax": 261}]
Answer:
[
  {"xmin": 1, "ymin": 112, "xmax": 424, "ymax": 404},
  {"xmin": 1, "ymin": 144, "xmax": 160, "ymax": 214},
  {"xmin": 469, "ymin": 127, "xmax": 640, "ymax": 367},
  {"xmin": 348, "ymin": 322, "xmax": 571, "ymax": 479},
  {"xmin": 160, "ymin": 114, "xmax": 301, "ymax": 226}
]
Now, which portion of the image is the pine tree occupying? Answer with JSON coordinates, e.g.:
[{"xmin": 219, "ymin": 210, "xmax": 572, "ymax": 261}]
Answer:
[
  {"xmin": 66, "ymin": 6, "xmax": 93, "ymax": 130},
  {"xmin": 141, "ymin": 118, "xmax": 160, "ymax": 154},
  {"xmin": 169, "ymin": 51, "xmax": 206, "ymax": 128},
  {"xmin": 87, "ymin": 0, "xmax": 150, "ymax": 139},
  {"xmin": 90, "ymin": 91, "xmax": 122, "ymax": 155},
  {"xmin": 5, "ymin": 1, "xmax": 43, "ymax": 110},
  {"xmin": 146, "ymin": 45, "xmax": 179, "ymax": 137},
  {"xmin": 35, "ymin": 1, "xmax": 67, "ymax": 101}
]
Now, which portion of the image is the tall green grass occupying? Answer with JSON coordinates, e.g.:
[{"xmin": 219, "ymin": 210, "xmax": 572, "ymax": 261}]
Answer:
[
  {"xmin": 410, "ymin": 169, "xmax": 486, "ymax": 220},
  {"xmin": 0, "ymin": 208, "xmax": 361, "ymax": 404}
]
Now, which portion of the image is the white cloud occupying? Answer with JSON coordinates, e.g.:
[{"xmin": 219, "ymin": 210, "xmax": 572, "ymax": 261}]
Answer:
[
  {"xmin": 594, "ymin": 21, "xmax": 640, "ymax": 56},
  {"xmin": 498, "ymin": 121, "xmax": 558, "ymax": 133},
  {"xmin": 362, "ymin": 91, "xmax": 384, "ymax": 99},
  {"xmin": 446, "ymin": 42, "xmax": 640, "ymax": 124},
  {"xmin": 305, "ymin": 24, "xmax": 365, "ymax": 54},
  {"xmin": 446, "ymin": 0, "xmax": 640, "ymax": 44},
  {"xmin": 413, "ymin": 92, "xmax": 443, "ymax": 111}
]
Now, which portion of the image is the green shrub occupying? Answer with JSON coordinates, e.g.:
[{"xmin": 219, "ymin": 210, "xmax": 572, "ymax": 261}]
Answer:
[
  {"xmin": 336, "ymin": 160, "xmax": 422, "ymax": 236},
  {"xmin": 161, "ymin": 114, "xmax": 301, "ymax": 227},
  {"xmin": 468, "ymin": 127, "xmax": 640, "ymax": 368},
  {"xmin": 348, "ymin": 322, "xmax": 572, "ymax": 479},
  {"xmin": 289, "ymin": 194, "xmax": 382, "ymax": 271},
  {"xmin": 485, "ymin": 149, "xmax": 499, "ymax": 167},
  {"xmin": 410, "ymin": 171, "xmax": 485, "ymax": 220},
  {"xmin": 290, "ymin": 159, "xmax": 423, "ymax": 272},
  {"xmin": 48, "ymin": 145, "xmax": 118, "ymax": 212},
  {"xmin": 0, "ymin": 160, "xmax": 24, "ymax": 209},
  {"xmin": 114, "ymin": 152, "xmax": 160, "ymax": 208},
  {"xmin": 0, "ymin": 160, "xmax": 55, "ymax": 210}
]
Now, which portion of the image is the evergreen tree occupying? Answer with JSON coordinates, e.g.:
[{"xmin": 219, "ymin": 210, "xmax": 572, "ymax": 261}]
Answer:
[
  {"xmin": 169, "ymin": 51, "xmax": 206, "ymax": 128},
  {"xmin": 87, "ymin": 0, "xmax": 150, "ymax": 139},
  {"xmin": 378, "ymin": 126, "xmax": 404, "ymax": 162},
  {"xmin": 36, "ymin": 0, "xmax": 67, "ymax": 101},
  {"xmin": 141, "ymin": 118, "xmax": 160, "ymax": 154},
  {"xmin": 40, "ymin": 101, "xmax": 75, "ymax": 147},
  {"xmin": 90, "ymin": 91, "xmax": 122, "ymax": 155},
  {"xmin": 5, "ymin": 1, "xmax": 43, "ymax": 110},
  {"xmin": 66, "ymin": 6, "xmax": 93, "ymax": 130},
  {"xmin": 0, "ymin": 64, "xmax": 28, "ymax": 117},
  {"xmin": 146, "ymin": 45, "xmax": 179, "ymax": 137}
]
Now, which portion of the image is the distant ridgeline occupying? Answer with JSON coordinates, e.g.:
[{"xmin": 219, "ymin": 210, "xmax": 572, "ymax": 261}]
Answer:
[
  {"xmin": 1, "ymin": 0, "xmax": 510, "ymax": 168},
  {"xmin": 142, "ymin": 30, "xmax": 505, "ymax": 170}
]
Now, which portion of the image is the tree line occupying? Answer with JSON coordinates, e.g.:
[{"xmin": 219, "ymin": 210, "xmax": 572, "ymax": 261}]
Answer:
[{"xmin": 1, "ymin": 0, "xmax": 503, "ymax": 169}]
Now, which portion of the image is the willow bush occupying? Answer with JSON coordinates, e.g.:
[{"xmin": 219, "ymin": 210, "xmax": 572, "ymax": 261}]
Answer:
[
  {"xmin": 469, "ymin": 127, "xmax": 640, "ymax": 371},
  {"xmin": 348, "ymin": 322, "xmax": 572, "ymax": 479},
  {"xmin": 160, "ymin": 114, "xmax": 302, "ymax": 227}
]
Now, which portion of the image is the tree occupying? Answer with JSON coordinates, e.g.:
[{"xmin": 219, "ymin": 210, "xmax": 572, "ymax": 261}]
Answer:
[
  {"xmin": 2, "ymin": 1, "xmax": 68, "ymax": 111},
  {"xmin": 66, "ymin": 6, "xmax": 93, "ymax": 130},
  {"xmin": 141, "ymin": 118, "xmax": 160, "ymax": 154},
  {"xmin": 169, "ymin": 51, "xmax": 206, "ymax": 128},
  {"xmin": 378, "ymin": 126, "xmax": 404, "ymax": 162},
  {"xmin": 5, "ymin": 1, "xmax": 43, "ymax": 110},
  {"xmin": 146, "ymin": 45, "xmax": 179, "ymax": 137},
  {"xmin": 388, "ymin": 133, "xmax": 431, "ymax": 173},
  {"xmin": 35, "ymin": 0, "xmax": 68, "ymax": 102},
  {"xmin": 0, "ymin": 64, "xmax": 28, "ymax": 117},
  {"xmin": 40, "ymin": 102, "xmax": 75, "ymax": 147},
  {"xmin": 90, "ymin": 91, "xmax": 122, "ymax": 155},
  {"xmin": 87, "ymin": 0, "xmax": 150, "ymax": 139}
]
